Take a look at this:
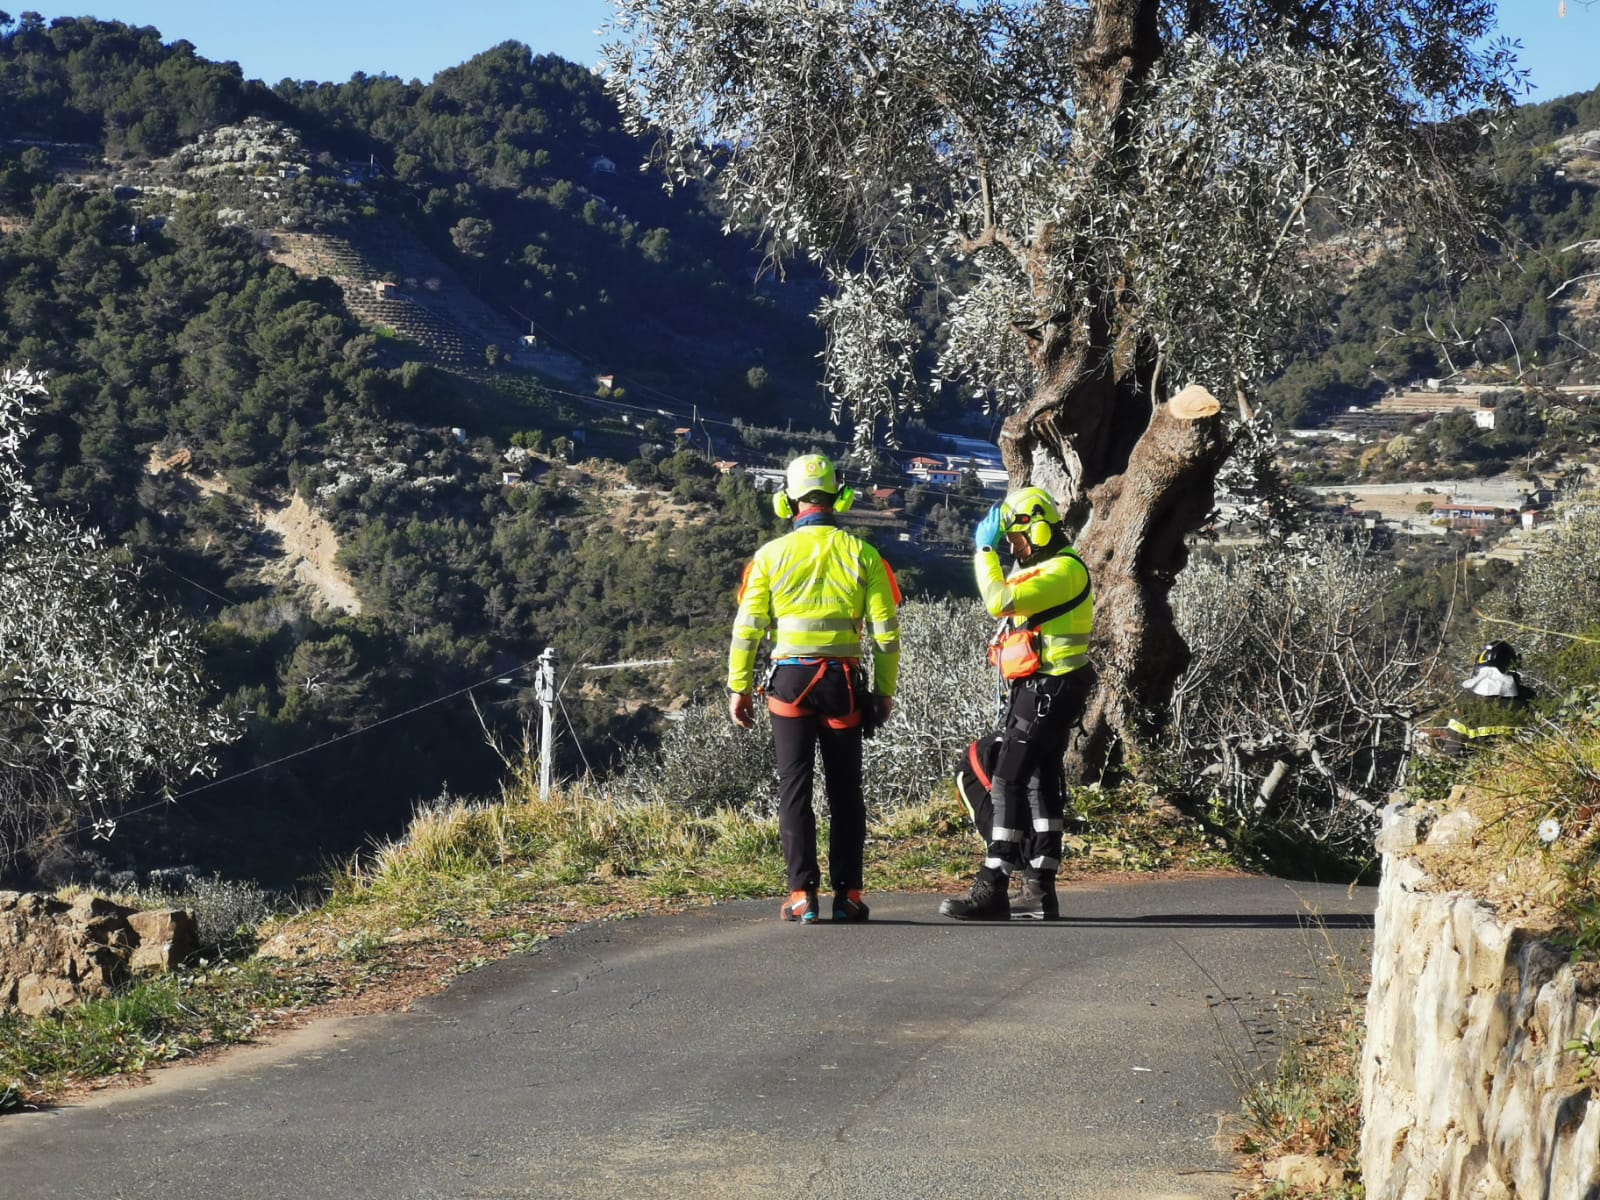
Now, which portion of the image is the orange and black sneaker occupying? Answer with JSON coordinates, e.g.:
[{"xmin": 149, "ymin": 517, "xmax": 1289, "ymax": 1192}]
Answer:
[
  {"xmin": 832, "ymin": 890, "xmax": 870, "ymax": 923},
  {"xmin": 782, "ymin": 888, "xmax": 819, "ymax": 923}
]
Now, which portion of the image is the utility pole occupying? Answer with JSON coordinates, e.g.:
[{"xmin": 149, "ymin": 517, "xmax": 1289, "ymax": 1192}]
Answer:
[{"xmin": 535, "ymin": 646, "xmax": 558, "ymax": 802}]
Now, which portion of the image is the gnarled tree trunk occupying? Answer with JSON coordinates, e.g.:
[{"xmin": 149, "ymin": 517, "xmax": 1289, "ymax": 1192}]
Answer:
[
  {"xmin": 993, "ymin": 0, "xmax": 1233, "ymax": 781},
  {"xmin": 1003, "ymin": 373, "xmax": 1231, "ymax": 781}
]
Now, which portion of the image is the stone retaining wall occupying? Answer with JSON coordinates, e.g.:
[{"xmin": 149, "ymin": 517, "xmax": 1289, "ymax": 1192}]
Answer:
[
  {"xmin": 1361, "ymin": 805, "xmax": 1600, "ymax": 1199},
  {"xmin": 0, "ymin": 891, "xmax": 197, "ymax": 1017}
]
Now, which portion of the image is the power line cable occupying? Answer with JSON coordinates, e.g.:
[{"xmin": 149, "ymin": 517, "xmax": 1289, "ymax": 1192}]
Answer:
[
  {"xmin": 555, "ymin": 692, "xmax": 594, "ymax": 779},
  {"xmin": 55, "ymin": 653, "xmax": 548, "ymax": 848}
]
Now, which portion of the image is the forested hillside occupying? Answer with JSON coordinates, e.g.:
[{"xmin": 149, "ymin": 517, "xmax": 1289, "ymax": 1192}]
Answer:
[
  {"xmin": 1265, "ymin": 85, "xmax": 1600, "ymax": 427},
  {"xmin": 0, "ymin": 14, "xmax": 833, "ymax": 885}
]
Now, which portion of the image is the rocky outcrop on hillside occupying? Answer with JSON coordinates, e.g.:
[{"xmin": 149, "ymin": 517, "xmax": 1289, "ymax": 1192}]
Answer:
[
  {"xmin": 1361, "ymin": 804, "xmax": 1600, "ymax": 1199},
  {"xmin": 0, "ymin": 891, "xmax": 197, "ymax": 1017},
  {"xmin": 168, "ymin": 117, "xmax": 307, "ymax": 178}
]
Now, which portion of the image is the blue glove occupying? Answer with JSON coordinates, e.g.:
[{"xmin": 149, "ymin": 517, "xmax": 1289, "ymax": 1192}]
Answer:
[{"xmin": 974, "ymin": 505, "xmax": 1003, "ymax": 552}]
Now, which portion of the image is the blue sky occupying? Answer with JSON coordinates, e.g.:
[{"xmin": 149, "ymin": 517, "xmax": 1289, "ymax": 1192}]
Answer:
[{"xmin": 12, "ymin": 2, "xmax": 1600, "ymax": 100}]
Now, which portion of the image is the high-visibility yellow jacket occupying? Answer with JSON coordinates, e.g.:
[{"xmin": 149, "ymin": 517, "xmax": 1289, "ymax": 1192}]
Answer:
[
  {"xmin": 727, "ymin": 524, "xmax": 901, "ymax": 696},
  {"xmin": 975, "ymin": 545, "xmax": 1092, "ymax": 675}
]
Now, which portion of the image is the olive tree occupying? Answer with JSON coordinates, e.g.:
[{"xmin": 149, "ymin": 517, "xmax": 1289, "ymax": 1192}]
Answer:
[
  {"xmin": 1499, "ymin": 506, "xmax": 1600, "ymax": 668},
  {"xmin": 0, "ymin": 368, "xmax": 236, "ymax": 878},
  {"xmin": 603, "ymin": 0, "xmax": 1519, "ymax": 778}
]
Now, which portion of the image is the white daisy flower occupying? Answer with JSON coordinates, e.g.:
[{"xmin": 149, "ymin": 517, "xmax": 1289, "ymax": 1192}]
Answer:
[{"xmin": 1539, "ymin": 818, "xmax": 1561, "ymax": 845}]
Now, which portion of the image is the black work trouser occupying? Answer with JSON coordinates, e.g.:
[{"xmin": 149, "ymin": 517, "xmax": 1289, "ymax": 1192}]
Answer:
[
  {"xmin": 768, "ymin": 662, "xmax": 865, "ymax": 893},
  {"xmin": 981, "ymin": 668, "xmax": 1092, "ymax": 881}
]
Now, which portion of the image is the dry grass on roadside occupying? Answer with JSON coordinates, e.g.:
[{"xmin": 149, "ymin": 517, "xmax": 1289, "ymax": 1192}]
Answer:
[
  {"xmin": 1414, "ymin": 723, "xmax": 1600, "ymax": 932},
  {"xmin": 1232, "ymin": 979, "xmax": 1367, "ymax": 1199}
]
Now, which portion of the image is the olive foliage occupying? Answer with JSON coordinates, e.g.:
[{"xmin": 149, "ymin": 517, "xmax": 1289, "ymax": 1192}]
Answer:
[
  {"xmin": 0, "ymin": 368, "xmax": 236, "ymax": 875},
  {"xmin": 603, "ymin": 0, "xmax": 1520, "ymax": 442},
  {"xmin": 1500, "ymin": 507, "xmax": 1600, "ymax": 667},
  {"xmin": 604, "ymin": 1, "xmax": 1522, "ymax": 777},
  {"xmin": 1167, "ymin": 540, "xmax": 1440, "ymax": 851}
]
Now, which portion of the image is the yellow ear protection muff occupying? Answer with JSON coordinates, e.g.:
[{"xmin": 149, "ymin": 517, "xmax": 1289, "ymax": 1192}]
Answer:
[
  {"xmin": 1029, "ymin": 515, "xmax": 1052, "ymax": 547},
  {"xmin": 773, "ymin": 486, "xmax": 854, "ymax": 518}
]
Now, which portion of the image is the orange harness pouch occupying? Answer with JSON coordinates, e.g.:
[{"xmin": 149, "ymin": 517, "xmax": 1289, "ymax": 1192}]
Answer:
[{"xmin": 988, "ymin": 629, "xmax": 1042, "ymax": 680}]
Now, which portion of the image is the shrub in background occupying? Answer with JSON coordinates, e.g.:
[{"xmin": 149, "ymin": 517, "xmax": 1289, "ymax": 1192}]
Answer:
[
  {"xmin": 1168, "ymin": 539, "xmax": 1438, "ymax": 854},
  {"xmin": 141, "ymin": 874, "xmax": 280, "ymax": 956}
]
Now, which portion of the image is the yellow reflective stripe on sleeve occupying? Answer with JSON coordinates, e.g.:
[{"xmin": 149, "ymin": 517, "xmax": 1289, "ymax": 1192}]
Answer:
[
  {"xmin": 867, "ymin": 612, "xmax": 899, "ymax": 652},
  {"xmin": 1447, "ymin": 718, "xmax": 1516, "ymax": 739}
]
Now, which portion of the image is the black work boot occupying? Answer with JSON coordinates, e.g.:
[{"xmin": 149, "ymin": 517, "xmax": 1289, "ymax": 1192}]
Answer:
[
  {"xmin": 939, "ymin": 873, "xmax": 1011, "ymax": 921},
  {"xmin": 1012, "ymin": 871, "xmax": 1060, "ymax": 921}
]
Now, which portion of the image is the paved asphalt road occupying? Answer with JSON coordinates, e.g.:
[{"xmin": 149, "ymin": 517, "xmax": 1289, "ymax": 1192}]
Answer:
[{"xmin": 0, "ymin": 875, "xmax": 1375, "ymax": 1200}]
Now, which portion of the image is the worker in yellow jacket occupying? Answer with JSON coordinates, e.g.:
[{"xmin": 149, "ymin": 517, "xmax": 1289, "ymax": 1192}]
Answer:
[
  {"xmin": 728, "ymin": 453, "xmax": 900, "ymax": 924},
  {"xmin": 941, "ymin": 486, "xmax": 1093, "ymax": 922}
]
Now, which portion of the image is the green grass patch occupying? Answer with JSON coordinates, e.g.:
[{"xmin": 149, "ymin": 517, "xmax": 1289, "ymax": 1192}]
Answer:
[{"xmin": 0, "ymin": 961, "xmax": 332, "ymax": 1104}]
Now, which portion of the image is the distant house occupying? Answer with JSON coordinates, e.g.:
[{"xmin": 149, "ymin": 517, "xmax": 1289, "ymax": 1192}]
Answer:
[
  {"xmin": 907, "ymin": 455, "xmax": 943, "ymax": 471},
  {"xmin": 714, "ymin": 460, "xmax": 741, "ymax": 474},
  {"xmin": 590, "ymin": 155, "xmax": 617, "ymax": 175},
  {"xmin": 501, "ymin": 472, "xmax": 523, "ymax": 487},
  {"xmin": 595, "ymin": 374, "xmax": 616, "ymax": 390},
  {"xmin": 520, "ymin": 333, "xmax": 539, "ymax": 348},
  {"xmin": 342, "ymin": 157, "xmax": 382, "ymax": 183},
  {"xmin": 924, "ymin": 468, "xmax": 963, "ymax": 488},
  {"xmin": 1432, "ymin": 501, "xmax": 1513, "ymax": 530},
  {"xmin": 450, "ymin": 427, "xmax": 468, "ymax": 444},
  {"xmin": 372, "ymin": 280, "xmax": 398, "ymax": 298},
  {"xmin": 673, "ymin": 427, "xmax": 692, "ymax": 441},
  {"xmin": 871, "ymin": 487, "xmax": 903, "ymax": 509}
]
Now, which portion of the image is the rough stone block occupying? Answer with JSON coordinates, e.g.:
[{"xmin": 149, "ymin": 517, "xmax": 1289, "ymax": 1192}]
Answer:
[
  {"xmin": 15, "ymin": 973, "xmax": 72, "ymax": 1018},
  {"xmin": 128, "ymin": 909, "xmax": 198, "ymax": 973}
]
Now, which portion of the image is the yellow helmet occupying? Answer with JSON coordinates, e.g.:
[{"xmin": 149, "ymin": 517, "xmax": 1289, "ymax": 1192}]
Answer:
[
  {"xmin": 773, "ymin": 453, "xmax": 856, "ymax": 518},
  {"xmin": 785, "ymin": 453, "xmax": 838, "ymax": 499},
  {"xmin": 1000, "ymin": 486, "xmax": 1061, "ymax": 548}
]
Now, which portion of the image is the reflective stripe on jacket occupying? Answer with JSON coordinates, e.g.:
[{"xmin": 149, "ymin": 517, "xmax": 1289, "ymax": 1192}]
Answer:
[
  {"xmin": 974, "ymin": 545, "xmax": 1092, "ymax": 675},
  {"xmin": 728, "ymin": 525, "xmax": 901, "ymax": 696}
]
